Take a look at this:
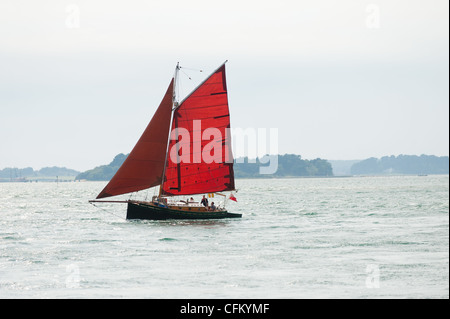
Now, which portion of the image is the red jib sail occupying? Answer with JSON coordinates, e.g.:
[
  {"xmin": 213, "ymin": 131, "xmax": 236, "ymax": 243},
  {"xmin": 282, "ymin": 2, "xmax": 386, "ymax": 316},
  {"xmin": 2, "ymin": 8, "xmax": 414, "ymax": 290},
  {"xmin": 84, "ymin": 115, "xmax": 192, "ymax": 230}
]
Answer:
[
  {"xmin": 96, "ymin": 79, "xmax": 174, "ymax": 199},
  {"xmin": 162, "ymin": 64, "xmax": 235, "ymax": 196}
]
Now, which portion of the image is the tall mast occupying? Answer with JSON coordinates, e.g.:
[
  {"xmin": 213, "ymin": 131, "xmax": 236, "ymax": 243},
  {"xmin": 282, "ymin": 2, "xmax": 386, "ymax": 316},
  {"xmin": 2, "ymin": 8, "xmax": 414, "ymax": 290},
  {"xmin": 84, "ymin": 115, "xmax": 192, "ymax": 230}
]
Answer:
[{"xmin": 159, "ymin": 62, "xmax": 180, "ymax": 197}]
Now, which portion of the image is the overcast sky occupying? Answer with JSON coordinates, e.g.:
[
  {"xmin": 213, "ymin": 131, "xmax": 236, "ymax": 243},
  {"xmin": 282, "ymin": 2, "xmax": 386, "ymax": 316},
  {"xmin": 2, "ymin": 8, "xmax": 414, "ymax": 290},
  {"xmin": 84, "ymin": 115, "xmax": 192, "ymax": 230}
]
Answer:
[{"xmin": 0, "ymin": 0, "xmax": 448, "ymax": 171}]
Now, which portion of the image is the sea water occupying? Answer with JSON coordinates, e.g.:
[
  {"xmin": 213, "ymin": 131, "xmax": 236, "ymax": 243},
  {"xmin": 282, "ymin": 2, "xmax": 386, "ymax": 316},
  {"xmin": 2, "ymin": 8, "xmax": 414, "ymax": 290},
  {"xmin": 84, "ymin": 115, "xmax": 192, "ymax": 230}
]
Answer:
[{"xmin": 0, "ymin": 175, "xmax": 448, "ymax": 298}]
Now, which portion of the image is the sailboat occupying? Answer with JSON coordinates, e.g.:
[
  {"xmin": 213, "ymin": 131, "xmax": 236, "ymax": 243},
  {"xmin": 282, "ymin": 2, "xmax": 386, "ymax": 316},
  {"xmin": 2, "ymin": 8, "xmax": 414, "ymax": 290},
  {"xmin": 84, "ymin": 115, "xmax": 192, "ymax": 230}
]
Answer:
[{"xmin": 89, "ymin": 61, "xmax": 242, "ymax": 220}]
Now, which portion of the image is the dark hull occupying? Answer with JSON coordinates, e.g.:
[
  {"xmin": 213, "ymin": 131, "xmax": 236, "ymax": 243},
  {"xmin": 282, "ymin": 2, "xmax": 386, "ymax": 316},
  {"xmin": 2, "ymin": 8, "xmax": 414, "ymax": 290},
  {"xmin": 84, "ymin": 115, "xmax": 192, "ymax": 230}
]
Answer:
[{"xmin": 126, "ymin": 201, "xmax": 242, "ymax": 220}]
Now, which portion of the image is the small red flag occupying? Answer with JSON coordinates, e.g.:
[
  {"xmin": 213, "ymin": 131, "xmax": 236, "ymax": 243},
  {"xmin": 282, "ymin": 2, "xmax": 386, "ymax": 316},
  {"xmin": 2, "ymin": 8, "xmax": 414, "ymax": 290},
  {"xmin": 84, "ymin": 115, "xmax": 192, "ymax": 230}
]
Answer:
[{"xmin": 229, "ymin": 194, "xmax": 237, "ymax": 202}]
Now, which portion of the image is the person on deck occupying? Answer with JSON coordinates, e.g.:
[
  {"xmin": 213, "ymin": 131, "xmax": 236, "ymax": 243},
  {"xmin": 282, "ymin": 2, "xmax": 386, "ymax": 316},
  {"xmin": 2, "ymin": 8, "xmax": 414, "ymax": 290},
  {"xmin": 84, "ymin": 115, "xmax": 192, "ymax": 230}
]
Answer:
[
  {"xmin": 209, "ymin": 202, "xmax": 216, "ymax": 211},
  {"xmin": 201, "ymin": 195, "xmax": 208, "ymax": 207}
]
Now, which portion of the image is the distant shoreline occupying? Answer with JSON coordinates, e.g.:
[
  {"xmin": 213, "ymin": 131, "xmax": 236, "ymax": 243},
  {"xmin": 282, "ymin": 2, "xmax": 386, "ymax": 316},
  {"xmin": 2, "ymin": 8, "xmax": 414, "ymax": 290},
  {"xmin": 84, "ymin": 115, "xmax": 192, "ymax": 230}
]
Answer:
[
  {"xmin": 2, "ymin": 154, "xmax": 448, "ymax": 182},
  {"xmin": 2, "ymin": 174, "xmax": 448, "ymax": 183}
]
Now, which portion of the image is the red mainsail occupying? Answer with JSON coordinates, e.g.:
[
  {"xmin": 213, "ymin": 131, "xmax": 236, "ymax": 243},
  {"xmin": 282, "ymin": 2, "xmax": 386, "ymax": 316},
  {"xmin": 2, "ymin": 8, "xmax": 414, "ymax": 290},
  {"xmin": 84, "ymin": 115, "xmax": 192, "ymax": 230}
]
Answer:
[
  {"xmin": 96, "ymin": 79, "xmax": 174, "ymax": 199},
  {"xmin": 162, "ymin": 64, "xmax": 235, "ymax": 196}
]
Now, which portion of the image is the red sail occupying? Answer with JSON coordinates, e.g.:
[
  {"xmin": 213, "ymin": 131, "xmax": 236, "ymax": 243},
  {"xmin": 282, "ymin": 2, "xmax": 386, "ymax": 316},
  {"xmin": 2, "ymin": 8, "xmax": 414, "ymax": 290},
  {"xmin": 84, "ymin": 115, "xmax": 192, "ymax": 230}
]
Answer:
[
  {"xmin": 96, "ymin": 79, "xmax": 174, "ymax": 199},
  {"xmin": 162, "ymin": 64, "xmax": 235, "ymax": 196}
]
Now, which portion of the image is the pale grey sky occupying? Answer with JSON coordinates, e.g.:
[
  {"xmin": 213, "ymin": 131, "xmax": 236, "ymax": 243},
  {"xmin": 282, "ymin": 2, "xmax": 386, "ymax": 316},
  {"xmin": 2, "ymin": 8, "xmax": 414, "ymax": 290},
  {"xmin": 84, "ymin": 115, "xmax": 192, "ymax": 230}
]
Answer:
[{"xmin": 0, "ymin": 0, "xmax": 448, "ymax": 171}]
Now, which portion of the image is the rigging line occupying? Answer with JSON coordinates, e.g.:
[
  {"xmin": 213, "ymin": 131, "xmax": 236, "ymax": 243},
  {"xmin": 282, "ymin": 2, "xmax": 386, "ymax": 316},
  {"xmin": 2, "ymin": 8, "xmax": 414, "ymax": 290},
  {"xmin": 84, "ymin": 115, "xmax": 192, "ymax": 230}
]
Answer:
[
  {"xmin": 179, "ymin": 66, "xmax": 203, "ymax": 73},
  {"xmin": 178, "ymin": 64, "xmax": 206, "ymax": 100},
  {"xmin": 178, "ymin": 67, "xmax": 200, "ymax": 100},
  {"xmin": 176, "ymin": 72, "xmax": 181, "ymax": 102},
  {"xmin": 179, "ymin": 60, "xmax": 228, "ymax": 106},
  {"xmin": 179, "ymin": 68, "xmax": 193, "ymax": 80},
  {"xmin": 89, "ymin": 201, "xmax": 125, "ymax": 220}
]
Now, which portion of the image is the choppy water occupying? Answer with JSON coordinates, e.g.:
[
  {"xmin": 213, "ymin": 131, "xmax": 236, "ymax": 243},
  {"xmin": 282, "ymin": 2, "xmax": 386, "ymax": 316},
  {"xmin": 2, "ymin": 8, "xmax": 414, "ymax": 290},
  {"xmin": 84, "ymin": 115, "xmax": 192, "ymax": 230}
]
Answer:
[{"xmin": 0, "ymin": 175, "xmax": 448, "ymax": 298}]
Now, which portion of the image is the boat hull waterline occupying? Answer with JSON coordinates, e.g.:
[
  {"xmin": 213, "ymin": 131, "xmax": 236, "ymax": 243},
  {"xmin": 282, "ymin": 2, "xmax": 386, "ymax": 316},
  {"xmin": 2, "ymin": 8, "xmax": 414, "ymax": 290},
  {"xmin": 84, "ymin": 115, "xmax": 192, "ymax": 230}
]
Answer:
[{"xmin": 126, "ymin": 201, "xmax": 242, "ymax": 220}]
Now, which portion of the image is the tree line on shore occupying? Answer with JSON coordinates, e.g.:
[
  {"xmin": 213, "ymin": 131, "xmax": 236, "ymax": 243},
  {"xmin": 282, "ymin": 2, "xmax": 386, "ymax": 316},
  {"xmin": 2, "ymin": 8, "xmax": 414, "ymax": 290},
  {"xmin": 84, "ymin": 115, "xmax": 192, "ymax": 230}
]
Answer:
[
  {"xmin": 75, "ymin": 153, "xmax": 448, "ymax": 181},
  {"xmin": 3, "ymin": 154, "xmax": 447, "ymax": 182},
  {"xmin": 0, "ymin": 166, "xmax": 79, "ymax": 181},
  {"xmin": 350, "ymin": 154, "xmax": 449, "ymax": 175},
  {"xmin": 74, "ymin": 153, "xmax": 333, "ymax": 181}
]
